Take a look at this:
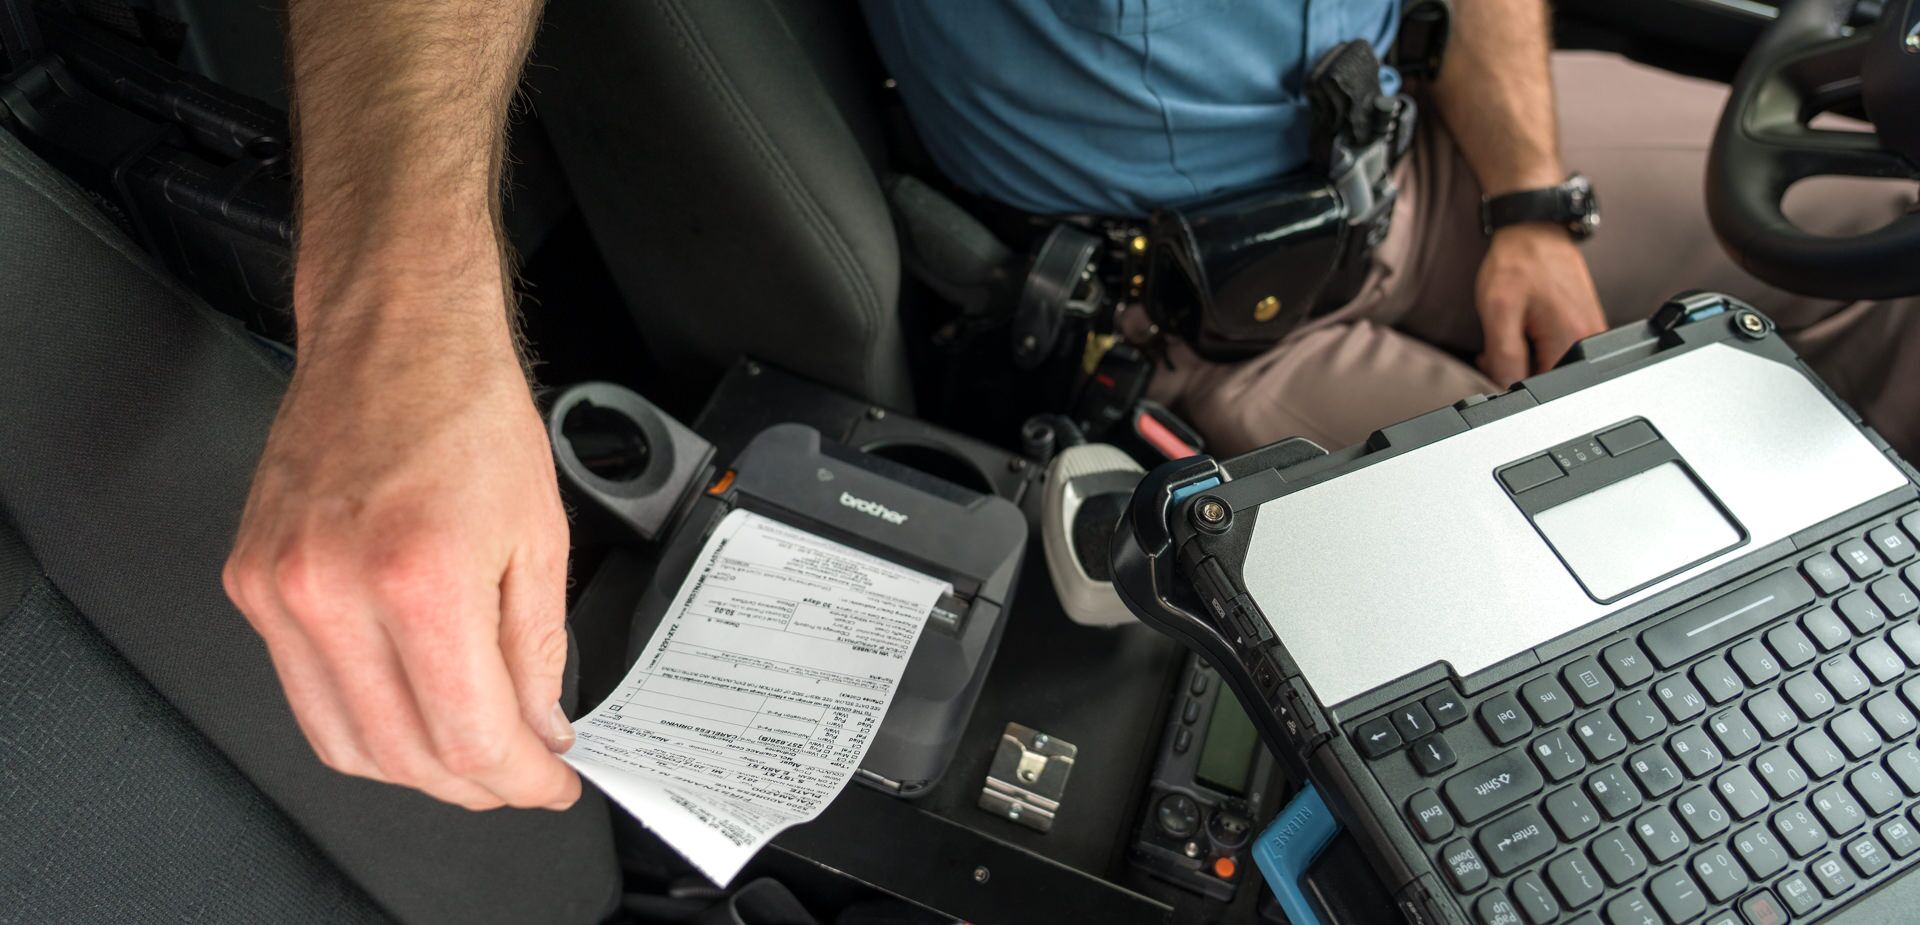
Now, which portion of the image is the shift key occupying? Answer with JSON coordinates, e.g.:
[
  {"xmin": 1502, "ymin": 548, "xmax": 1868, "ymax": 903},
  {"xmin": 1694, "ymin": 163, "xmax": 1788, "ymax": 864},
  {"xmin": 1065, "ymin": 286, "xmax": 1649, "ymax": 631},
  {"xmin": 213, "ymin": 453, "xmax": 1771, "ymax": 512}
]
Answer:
[
  {"xmin": 1642, "ymin": 570, "xmax": 1814, "ymax": 670},
  {"xmin": 1442, "ymin": 750, "xmax": 1545, "ymax": 824}
]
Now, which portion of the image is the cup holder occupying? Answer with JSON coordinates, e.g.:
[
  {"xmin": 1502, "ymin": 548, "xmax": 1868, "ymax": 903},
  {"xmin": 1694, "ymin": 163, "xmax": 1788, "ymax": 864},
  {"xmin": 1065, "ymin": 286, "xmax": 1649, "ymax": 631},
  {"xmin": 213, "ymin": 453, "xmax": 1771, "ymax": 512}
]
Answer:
[
  {"xmin": 546, "ymin": 382, "xmax": 713, "ymax": 542},
  {"xmin": 561, "ymin": 399, "xmax": 653, "ymax": 483},
  {"xmin": 858, "ymin": 440, "xmax": 996, "ymax": 495}
]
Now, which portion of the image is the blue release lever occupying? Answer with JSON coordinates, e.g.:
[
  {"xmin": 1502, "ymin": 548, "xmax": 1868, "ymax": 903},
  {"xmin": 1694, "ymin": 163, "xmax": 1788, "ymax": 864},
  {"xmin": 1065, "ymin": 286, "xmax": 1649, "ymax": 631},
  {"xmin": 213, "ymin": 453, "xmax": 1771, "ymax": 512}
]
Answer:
[
  {"xmin": 1168, "ymin": 476, "xmax": 1220, "ymax": 507},
  {"xmin": 1252, "ymin": 783, "xmax": 1340, "ymax": 925}
]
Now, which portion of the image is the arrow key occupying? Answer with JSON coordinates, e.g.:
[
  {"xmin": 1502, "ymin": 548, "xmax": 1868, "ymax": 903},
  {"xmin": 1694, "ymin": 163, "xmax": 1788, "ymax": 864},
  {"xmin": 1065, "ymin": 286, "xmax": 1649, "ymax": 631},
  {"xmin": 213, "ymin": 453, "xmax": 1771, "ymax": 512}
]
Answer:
[
  {"xmin": 1393, "ymin": 702, "xmax": 1436, "ymax": 741},
  {"xmin": 1425, "ymin": 689, "xmax": 1468, "ymax": 728},
  {"xmin": 1411, "ymin": 734, "xmax": 1458, "ymax": 775},
  {"xmin": 1354, "ymin": 715, "xmax": 1402, "ymax": 759}
]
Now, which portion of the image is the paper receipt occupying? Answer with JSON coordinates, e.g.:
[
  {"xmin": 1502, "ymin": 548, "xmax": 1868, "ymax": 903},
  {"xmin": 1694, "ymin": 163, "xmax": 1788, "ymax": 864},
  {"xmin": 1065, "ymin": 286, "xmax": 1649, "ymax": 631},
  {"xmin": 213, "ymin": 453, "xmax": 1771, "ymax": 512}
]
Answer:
[{"xmin": 564, "ymin": 508, "xmax": 951, "ymax": 885}]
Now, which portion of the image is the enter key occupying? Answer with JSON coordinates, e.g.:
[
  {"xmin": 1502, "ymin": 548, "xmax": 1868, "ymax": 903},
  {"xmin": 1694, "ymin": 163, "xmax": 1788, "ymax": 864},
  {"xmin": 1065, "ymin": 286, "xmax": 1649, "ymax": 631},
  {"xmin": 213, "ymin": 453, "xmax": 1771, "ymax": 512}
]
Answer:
[{"xmin": 1475, "ymin": 806, "xmax": 1559, "ymax": 875}]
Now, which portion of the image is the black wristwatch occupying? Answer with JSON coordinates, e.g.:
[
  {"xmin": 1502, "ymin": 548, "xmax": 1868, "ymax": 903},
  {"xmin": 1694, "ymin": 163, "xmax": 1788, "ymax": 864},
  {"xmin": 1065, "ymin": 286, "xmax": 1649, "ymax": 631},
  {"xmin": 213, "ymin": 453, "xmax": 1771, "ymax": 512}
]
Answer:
[{"xmin": 1481, "ymin": 173, "xmax": 1600, "ymax": 241}]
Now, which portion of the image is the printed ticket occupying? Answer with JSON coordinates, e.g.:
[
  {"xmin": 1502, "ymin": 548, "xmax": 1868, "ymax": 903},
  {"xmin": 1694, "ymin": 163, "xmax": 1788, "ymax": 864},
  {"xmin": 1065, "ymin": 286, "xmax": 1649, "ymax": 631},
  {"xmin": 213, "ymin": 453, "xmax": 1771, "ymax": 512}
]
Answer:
[{"xmin": 564, "ymin": 509, "xmax": 948, "ymax": 885}]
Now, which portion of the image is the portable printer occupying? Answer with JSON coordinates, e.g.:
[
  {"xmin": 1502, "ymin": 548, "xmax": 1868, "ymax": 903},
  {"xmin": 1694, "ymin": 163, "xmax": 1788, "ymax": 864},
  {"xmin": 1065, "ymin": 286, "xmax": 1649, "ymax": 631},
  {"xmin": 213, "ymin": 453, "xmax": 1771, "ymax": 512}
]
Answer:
[{"xmin": 628, "ymin": 422, "xmax": 1027, "ymax": 797}]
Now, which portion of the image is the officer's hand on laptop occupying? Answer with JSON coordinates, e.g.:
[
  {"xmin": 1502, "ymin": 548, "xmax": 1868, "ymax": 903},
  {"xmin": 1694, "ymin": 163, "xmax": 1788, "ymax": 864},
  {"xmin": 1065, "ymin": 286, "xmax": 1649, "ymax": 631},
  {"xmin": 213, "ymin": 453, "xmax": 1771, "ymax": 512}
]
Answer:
[
  {"xmin": 223, "ymin": 254, "xmax": 581, "ymax": 813},
  {"xmin": 1474, "ymin": 223, "xmax": 1608, "ymax": 387}
]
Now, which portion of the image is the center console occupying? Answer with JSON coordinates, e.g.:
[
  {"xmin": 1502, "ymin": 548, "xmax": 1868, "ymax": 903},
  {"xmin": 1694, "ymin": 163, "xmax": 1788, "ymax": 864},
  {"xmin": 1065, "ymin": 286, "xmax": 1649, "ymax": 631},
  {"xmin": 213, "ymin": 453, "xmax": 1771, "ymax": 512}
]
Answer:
[{"xmin": 560, "ymin": 359, "xmax": 1387, "ymax": 924}]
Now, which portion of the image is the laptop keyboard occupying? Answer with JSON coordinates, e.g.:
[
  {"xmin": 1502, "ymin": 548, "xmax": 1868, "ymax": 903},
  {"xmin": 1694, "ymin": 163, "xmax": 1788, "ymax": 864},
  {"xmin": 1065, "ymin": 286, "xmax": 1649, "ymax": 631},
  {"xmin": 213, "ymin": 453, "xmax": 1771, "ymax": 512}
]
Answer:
[{"xmin": 1351, "ymin": 507, "xmax": 1920, "ymax": 925}]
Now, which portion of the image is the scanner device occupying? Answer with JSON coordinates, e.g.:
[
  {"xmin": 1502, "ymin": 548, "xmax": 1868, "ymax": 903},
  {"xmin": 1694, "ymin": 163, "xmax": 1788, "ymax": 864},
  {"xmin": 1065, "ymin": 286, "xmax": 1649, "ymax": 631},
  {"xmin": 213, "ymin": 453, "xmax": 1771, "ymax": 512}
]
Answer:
[
  {"xmin": 1041, "ymin": 444, "xmax": 1145, "ymax": 627},
  {"xmin": 628, "ymin": 422, "xmax": 1027, "ymax": 797}
]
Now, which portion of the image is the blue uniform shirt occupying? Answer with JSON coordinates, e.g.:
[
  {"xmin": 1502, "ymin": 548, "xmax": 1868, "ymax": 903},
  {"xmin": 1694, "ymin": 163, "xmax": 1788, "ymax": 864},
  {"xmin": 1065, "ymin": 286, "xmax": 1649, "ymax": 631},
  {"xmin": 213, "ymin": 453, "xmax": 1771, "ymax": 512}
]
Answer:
[{"xmin": 862, "ymin": 0, "xmax": 1401, "ymax": 218}]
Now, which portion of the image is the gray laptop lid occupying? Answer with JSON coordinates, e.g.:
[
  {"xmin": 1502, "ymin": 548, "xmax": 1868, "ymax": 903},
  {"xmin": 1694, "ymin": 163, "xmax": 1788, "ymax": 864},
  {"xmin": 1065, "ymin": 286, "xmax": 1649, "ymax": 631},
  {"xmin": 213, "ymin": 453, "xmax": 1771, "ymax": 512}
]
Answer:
[{"xmin": 1240, "ymin": 343, "xmax": 1909, "ymax": 708}]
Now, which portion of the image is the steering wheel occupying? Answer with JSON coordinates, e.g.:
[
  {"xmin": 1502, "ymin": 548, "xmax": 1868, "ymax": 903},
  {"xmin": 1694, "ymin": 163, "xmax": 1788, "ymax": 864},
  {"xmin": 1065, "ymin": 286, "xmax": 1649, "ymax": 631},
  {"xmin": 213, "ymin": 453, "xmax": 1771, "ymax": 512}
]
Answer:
[{"xmin": 1707, "ymin": 0, "xmax": 1920, "ymax": 299}]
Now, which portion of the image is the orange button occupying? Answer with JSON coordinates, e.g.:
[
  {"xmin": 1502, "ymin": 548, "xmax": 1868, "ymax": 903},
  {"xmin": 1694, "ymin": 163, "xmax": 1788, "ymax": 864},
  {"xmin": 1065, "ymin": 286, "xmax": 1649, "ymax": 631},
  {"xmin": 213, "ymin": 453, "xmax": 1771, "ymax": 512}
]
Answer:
[{"xmin": 1212, "ymin": 856, "xmax": 1237, "ymax": 880}]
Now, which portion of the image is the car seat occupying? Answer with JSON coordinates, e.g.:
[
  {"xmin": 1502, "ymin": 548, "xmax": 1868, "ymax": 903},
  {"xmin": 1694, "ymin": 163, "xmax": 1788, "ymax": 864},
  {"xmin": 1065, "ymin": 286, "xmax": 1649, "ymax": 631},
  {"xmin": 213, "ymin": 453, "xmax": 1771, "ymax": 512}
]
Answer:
[
  {"xmin": 0, "ymin": 125, "xmax": 621, "ymax": 925},
  {"xmin": 534, "ymin": 0, "xmax": 919, "ymax": 411}
]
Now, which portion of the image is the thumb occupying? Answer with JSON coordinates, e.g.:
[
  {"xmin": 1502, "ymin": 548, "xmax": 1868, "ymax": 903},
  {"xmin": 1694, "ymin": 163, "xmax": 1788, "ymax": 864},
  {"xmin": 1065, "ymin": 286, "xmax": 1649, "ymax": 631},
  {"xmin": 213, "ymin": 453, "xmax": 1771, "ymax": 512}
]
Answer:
[
  {"xmin": 1529, "ymin": 320, "xmax": 1581, "ymax": 377},
  {"xmin": 499, "ymin": 541, "xmax": 574, "ymax": 754},
  {"xmin": 1477, "ymin": 292, "xmax": 1531, "ymax": 388}
]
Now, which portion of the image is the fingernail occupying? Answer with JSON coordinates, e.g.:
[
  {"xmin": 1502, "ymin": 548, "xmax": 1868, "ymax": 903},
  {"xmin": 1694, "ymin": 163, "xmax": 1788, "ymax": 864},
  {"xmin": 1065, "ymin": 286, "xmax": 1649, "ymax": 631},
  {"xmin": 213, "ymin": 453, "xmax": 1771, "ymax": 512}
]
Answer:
[{"xmin": 546, "ymin": 702, "xmax": 575, "ymax": 752}]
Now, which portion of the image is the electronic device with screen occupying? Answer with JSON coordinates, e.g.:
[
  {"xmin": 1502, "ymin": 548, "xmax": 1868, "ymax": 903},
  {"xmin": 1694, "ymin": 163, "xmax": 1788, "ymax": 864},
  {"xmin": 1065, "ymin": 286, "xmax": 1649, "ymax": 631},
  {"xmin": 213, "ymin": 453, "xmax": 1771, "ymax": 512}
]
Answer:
[
  {"xmin": 1114, "ymin": 295, "xmax": 1920, "ymax": 924},
  {"xmin": 629, "ymin": 422, "xmax": 1027, "ymax": 798},
  {"xmin": 1132, "ymin": 653, "xmax": 1280, "ymax": 900}
]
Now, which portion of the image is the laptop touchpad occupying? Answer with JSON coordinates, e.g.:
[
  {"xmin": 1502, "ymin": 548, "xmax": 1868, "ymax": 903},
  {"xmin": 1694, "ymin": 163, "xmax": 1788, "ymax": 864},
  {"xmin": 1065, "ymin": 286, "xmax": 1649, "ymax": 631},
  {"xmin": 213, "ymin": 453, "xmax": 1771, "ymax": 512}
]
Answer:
[
  {"xmin": 1497, "ymin": 419, "xmax": 1748, "ymax": 603},
  {"xmin": 1535, "ymin": 461, "xmax": 1741, "ymax": 601}
]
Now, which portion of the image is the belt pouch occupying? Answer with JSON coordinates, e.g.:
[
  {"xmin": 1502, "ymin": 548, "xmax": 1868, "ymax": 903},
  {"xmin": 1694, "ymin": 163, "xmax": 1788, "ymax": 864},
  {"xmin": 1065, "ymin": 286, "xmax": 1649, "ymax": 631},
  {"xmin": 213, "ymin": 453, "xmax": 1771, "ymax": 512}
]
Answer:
[{"xmin": 1143, "ymin": 173, "xmax": 1362, "ymax": 362}]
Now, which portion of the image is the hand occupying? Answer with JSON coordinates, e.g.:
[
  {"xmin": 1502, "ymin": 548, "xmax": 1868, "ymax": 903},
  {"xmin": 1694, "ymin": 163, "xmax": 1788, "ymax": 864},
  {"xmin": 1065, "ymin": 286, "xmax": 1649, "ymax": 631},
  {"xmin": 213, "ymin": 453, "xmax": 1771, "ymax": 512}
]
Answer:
[
  {"xmin": 1473, "ymin": 224, "xmax": 1609, "ymax": 387},
  {"xmin": 224, "ymin": 267, "xmax": 580, "ymax": 812}
]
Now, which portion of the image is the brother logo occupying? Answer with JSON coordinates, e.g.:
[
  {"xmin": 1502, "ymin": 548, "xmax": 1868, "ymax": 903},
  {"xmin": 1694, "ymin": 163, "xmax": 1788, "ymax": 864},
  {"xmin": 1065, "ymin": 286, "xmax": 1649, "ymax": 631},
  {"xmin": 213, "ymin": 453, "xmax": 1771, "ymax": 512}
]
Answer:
[{"xmin": 840, "ymin": 491, "xmax": 908, "ymax": 525}]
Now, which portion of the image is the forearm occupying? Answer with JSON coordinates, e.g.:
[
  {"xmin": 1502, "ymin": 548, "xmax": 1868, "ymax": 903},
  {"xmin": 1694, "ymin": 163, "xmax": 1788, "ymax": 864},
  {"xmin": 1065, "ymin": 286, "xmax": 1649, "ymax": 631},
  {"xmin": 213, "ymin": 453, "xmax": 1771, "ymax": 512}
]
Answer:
[
  {"xmin": 286, "ymin": 0, "xmax": 544, "ymax": 334},
  {"xmin": 1430, "ymin": 0, "xmax": 1562, "ymax": 197},
  {"xmin": 1433, "ymin": 0, "xmax": 1607, "ymax": 383},
  {"xmin": 235, "ymin": 1, "xmax": 580, "ymax": 813}
]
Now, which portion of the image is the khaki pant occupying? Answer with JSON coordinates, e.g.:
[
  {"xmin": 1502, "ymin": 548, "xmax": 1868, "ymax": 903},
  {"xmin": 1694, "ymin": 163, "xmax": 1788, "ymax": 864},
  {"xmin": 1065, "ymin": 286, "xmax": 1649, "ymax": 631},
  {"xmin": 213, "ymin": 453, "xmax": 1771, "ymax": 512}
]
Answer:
[{"xmin": 1148, "ymin": 52, "xmax": 1920, "ymax": 458}]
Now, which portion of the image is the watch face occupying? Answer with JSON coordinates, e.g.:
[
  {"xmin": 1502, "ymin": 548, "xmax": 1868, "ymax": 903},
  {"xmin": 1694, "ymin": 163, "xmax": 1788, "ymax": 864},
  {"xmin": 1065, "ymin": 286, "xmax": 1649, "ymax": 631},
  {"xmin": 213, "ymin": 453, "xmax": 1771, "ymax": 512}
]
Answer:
[
  {"xmin": 1574, "ymin": 211, "xmax": 1601, "ymax": 239},
  {"xmin": 1567, "ymin": 174, "xmax": 1600, "ymax": 240}
]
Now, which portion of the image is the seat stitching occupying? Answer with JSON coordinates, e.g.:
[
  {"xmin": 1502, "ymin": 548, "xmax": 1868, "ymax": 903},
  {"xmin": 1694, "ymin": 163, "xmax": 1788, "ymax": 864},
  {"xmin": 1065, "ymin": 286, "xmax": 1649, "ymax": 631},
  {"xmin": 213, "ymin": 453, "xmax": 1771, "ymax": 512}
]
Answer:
[
  {"xmin": 654, "ymin": 0, "xmax": 888, "ymax": 396},
  {"xmin": 656, "ymin": 0, "xmax": 881, "ymax": 353},
  {"xmin": 0, "ymin": 505, "xmax": 38, "ymax": 623}
]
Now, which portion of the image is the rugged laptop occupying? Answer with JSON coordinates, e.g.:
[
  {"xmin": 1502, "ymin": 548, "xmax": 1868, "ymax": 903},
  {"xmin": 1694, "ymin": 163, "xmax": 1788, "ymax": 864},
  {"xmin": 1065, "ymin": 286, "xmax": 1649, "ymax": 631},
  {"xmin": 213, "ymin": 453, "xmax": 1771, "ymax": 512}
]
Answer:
[{"xmin": 1114, "ymin": 294, "xmax": 1920, "ymax": 924}]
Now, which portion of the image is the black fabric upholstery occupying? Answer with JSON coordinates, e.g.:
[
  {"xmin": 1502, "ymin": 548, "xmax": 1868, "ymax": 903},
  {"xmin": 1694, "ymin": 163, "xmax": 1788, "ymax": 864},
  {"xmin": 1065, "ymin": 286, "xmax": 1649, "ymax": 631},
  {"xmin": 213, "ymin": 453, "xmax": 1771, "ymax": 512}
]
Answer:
[
  {"xmin": 0, "ymin": 513, "xmax": 29, "ymax": 618},
  {"xmin": 0, "ymin": 128, "xmax": 620, "ymax": 924},
  {"xmin": 0, "ymin": 535, "xmax": 388, "ymax": 923},
  {"xmin": 536, "ymin": 0, "xmax": 913, "ymax": 409}
]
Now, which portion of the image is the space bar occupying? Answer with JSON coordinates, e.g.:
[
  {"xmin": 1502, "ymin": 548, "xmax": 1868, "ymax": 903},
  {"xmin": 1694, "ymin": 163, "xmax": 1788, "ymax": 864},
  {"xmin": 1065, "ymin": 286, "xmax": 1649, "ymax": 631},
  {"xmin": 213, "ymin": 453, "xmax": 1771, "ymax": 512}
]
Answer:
[{"xmin": 1642, "ymin": 569, "xmax": 1815, "ymax": 669}]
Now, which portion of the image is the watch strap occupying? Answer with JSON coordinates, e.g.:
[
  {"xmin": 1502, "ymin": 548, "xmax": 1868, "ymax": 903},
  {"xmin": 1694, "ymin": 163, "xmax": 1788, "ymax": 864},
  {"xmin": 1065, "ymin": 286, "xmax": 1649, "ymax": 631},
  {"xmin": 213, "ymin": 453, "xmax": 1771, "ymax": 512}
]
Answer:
[{"xmin": 1481, "ymin": 174, "xmax": 1599, "ymax": 239}]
